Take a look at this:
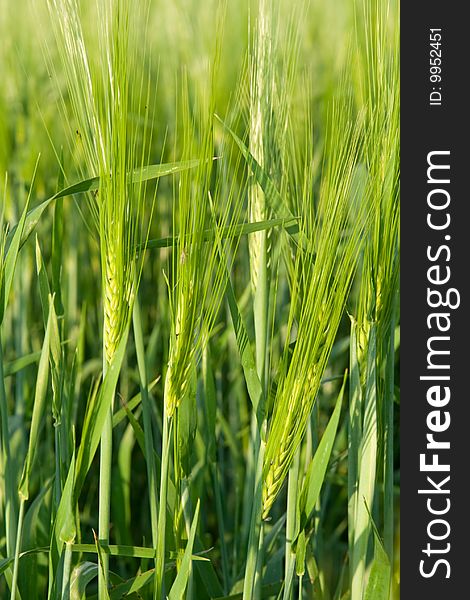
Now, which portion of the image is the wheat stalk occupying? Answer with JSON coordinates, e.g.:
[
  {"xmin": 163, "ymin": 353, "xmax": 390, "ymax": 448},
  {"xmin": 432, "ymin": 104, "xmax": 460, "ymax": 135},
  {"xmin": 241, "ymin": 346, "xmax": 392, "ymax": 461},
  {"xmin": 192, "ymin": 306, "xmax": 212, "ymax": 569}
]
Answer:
[
  {"xmin": 349, "ymin": 2, "xmax": 399, "ymax": 597},
  {"xmin": 156, "ymin": 38, "xmax": 246, "ymax": 594},
  {"xmin": 47, "ymin": 0, "xmax": 155, "ymax": 594}
]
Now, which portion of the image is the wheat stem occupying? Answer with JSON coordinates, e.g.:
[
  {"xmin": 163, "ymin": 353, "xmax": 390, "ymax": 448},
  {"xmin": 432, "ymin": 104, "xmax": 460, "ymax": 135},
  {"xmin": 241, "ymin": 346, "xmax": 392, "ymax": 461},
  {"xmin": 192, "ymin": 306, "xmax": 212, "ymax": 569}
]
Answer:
[
  {"xmin": 9, "ymin": 498, "xmax": 24, "ymax": 600},
  {"xmin": 98, "ymin": 403, "xmax": 113, "ymax": 596},
  {"xmin": 155, "ymin": 409, "xmax": 172, "ymax": 600},
  {"xmin": 242, "ymin": 436, "xmax": 266, "ymax": 600},
  {"xmin": 98, "ymin": 241, "xmax": 120, "ymax": 595},
  {"xmin": 61, "ymin": 542, "xmax": 73, "ymax": 600},
  {"xmin": 284, "ymin": 448, "xmax": 300, "ymax": 600}
]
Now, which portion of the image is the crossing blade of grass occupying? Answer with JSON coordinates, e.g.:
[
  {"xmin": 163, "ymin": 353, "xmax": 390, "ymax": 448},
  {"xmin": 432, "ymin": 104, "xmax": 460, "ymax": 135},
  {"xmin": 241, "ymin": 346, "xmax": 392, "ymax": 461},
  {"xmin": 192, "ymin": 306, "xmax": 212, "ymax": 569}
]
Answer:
[
  {"xmin": 8, "ymin": 159, "xmax": 200, "ymax": 252},
  {"xmin": 111, "ymin": 376, "xmax": 159, "ymax": 428},
  {"xmin": 72, "ymin": 544, "xmax": 156, "ymax": 560},
  {"xmin": 118, "ymin": 400, "xmax": 145, "ymax": 462},
  {"xmin": 215, "ymin": 115, "xmax": 295, "ymax": 223},
  {"xmin": 108, "ymin": 567, "xmax": 155, "ymax": 598},
  {"xmin": 2, "ymin": 351, "xmax": 42, "ymax": 377},
  {"xmin": 69, "ymin": 562, "xmax": 98, "ymax": 600},
  {"xmin": 144, "ymin": 217, "xmax": 298, "ymax": 251}
]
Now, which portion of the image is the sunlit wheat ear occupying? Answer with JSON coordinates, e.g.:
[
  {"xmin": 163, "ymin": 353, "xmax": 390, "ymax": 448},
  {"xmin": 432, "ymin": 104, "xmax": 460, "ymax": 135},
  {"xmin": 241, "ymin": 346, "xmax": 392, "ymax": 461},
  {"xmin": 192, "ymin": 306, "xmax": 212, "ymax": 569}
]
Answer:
[
  {"xmin": 261, "ymin": 98, "xmax": 367, "ymax": 519},
  {"xmin": 47, "ymin": 0, "xmax": 154, "ymax": 357},
  {"xmin": 248, "ymin": 0, "xmax": 273, "ymax": 295},
  {"xmin": 47, "ymin": 1, "xmax": 155, "ymax": 595},
  {"xmin": 103, "ymin": 239, "xmax": 123, "ymax": 365},
  {"xmin": 262, "ymin": 319, "xmax": 329, "ymax": 518},
  {"xmin": 164, "ymin": 275, "xmax": 196, "ymax": 417},
  {"xmin": 163, "ymin": 67, "xmax": 246, "ymax": 419}
]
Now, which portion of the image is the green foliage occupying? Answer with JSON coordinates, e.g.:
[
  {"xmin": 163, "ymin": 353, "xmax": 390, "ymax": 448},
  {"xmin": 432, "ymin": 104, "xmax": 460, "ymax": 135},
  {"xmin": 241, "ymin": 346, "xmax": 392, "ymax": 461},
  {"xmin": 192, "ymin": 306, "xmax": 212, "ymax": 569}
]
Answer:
[{"xmin": 0, "ymin": 0, "xmax": 399, "ymax": 598}]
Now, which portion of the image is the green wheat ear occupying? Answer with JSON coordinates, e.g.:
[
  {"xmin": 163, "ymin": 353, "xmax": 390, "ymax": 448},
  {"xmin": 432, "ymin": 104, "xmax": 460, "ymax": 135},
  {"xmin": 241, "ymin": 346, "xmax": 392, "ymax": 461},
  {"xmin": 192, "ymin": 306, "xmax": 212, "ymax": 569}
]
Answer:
[
  {"xmin": 47, "ymin": 0, "xmax": 156, "ymax": 594},
  {"xmin": 248, "ymin": 0, "xmax": 274, "ymax": 296},
  {"xmin": 47, "ymin": 0, "xmax": 156, "ymax": 363},
  {"xmin": 163, "ymin": 67, "xmax": 246, "ymax": 418},
  {"xmin": 262, "ymin": 96, "xmax": 368, "ymax": 520}
]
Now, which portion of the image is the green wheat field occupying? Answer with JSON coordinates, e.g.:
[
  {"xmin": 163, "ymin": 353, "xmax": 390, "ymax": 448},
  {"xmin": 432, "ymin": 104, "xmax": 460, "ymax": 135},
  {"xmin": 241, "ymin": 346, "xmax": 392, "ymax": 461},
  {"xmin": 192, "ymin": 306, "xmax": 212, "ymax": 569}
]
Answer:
[{"xmin": 0, "ymin": 0, "xmax": 399, "ymax": 598}]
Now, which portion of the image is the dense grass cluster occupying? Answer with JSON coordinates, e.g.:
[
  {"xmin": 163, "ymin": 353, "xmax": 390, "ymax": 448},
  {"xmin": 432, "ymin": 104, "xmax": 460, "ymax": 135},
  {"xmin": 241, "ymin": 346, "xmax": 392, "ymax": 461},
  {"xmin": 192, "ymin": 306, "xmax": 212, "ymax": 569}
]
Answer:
[{"xmin": 0, "ymin": 0, "xmax": 399, "ymax": 598}]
